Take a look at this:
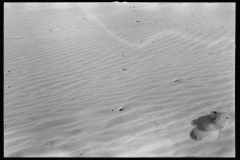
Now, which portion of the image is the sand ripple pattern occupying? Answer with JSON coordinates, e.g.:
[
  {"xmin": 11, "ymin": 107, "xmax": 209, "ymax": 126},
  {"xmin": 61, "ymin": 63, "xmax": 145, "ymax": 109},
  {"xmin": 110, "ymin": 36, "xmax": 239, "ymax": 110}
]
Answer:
[{"xmin": 4, "ymin": 3, "xmax": 235, "ymax": 157}]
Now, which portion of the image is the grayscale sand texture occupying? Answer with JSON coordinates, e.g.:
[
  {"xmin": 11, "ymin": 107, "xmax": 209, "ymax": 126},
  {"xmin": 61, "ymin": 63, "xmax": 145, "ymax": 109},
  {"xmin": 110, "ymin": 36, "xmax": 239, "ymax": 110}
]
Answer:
[{"xmin": 4, "ymin": 3, "xmax": 235, "ymax": 157}]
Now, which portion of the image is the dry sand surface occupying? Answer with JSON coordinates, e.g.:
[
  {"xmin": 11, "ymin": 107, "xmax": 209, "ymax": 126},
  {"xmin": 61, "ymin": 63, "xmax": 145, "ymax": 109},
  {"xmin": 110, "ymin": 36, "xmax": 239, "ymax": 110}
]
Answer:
[{"xmin": 4, "ymin": 3, "xmax": 235, "ymax": 157}]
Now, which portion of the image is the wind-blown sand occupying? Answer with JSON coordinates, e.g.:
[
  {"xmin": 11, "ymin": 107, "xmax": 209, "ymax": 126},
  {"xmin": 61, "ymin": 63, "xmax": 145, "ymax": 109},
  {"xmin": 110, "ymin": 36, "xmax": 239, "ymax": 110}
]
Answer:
[{"xmin": 4, "ymin": 3, "xmax": 235, "ymax": 157}]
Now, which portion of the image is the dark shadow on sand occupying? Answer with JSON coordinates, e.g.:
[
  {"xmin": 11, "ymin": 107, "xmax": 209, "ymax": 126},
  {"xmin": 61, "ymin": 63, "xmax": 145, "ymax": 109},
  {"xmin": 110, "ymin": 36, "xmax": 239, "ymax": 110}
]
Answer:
[
  {"xmin": 190, "ymin": 111, "xmax": 219, "ymax": 141},
  {"xmin": 191, "ymin": 111, "xmax": 218, "ymax": 131}
]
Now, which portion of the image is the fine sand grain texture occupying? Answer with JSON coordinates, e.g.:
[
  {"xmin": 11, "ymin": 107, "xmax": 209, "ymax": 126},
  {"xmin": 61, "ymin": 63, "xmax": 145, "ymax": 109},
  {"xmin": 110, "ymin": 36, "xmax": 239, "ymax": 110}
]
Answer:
[{"xmin": 4, "ymin": 3, "xmax": 235, "ymax": 157}]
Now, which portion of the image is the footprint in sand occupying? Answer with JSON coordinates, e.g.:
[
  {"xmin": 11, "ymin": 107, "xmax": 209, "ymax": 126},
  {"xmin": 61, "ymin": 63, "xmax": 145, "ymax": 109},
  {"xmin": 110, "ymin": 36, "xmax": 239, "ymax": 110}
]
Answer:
[{"xmin": 190, "ymin": 111, "xmax": 234, "ymax": 141}]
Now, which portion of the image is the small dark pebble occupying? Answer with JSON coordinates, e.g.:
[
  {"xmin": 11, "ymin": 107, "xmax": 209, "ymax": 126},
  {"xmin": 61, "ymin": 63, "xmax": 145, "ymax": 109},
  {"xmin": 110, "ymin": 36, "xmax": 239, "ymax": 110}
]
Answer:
[
  {"xmin": 119, "ymin": 108, "xmax": 123, "ymax": 111},
  {"xmin": 212, "ymin": 111, "xmax": 217, "ymax": 114},
  {"xmin": 136, "ymin": 21, "xmax": 140, "ymax": 22},
  {"xmin": 174, "ymin": 80, "xmax": 179, "ymax": 82},
  {"xmin": 123, "ymin": 69, "xmax": 127, "ymax": 71},
  {"xmin": 111, "ymin": 110, "xmax": 114, "ymax": 111}
]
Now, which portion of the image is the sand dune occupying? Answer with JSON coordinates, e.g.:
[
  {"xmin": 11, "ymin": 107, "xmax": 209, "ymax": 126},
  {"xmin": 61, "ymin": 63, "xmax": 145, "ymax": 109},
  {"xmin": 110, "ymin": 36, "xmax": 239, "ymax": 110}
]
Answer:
[{"xmin": 4, "ymin": 3, "xmax": 235, "ymax": 157}]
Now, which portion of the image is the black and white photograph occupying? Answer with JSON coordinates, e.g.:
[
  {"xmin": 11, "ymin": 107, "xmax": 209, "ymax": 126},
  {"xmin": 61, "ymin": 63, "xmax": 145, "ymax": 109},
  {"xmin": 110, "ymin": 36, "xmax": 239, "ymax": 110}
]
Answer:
[{"xmin": 4, "ymin": 2, "xmax": 235, "ymax": 157}]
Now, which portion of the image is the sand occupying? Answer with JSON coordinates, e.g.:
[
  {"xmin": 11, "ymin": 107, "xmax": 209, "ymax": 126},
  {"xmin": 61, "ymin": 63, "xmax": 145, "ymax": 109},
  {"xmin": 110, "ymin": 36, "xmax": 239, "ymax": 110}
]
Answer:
[{"xmin": 4, "ymin": 3, "xmax": 235, "ymax": 157}]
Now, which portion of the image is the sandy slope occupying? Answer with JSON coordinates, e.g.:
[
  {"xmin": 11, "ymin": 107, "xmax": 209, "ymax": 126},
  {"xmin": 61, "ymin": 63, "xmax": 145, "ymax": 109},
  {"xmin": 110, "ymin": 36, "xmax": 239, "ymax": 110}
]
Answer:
[{"xmin": 4, "ymin": 3, "xmax": 235, "ymax": 157}]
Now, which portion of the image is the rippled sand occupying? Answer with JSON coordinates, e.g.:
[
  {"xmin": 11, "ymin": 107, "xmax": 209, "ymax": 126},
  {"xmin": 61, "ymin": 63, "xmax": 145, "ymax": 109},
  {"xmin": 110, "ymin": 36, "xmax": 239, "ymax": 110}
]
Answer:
[{"xmin": 4, "ymin": 3, "xmax": 235, "ymax": 157}]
